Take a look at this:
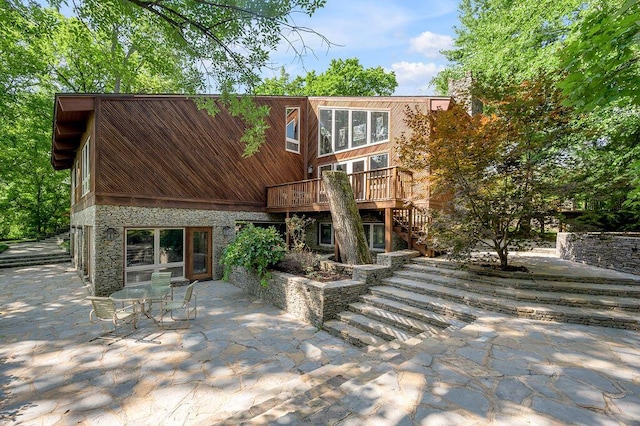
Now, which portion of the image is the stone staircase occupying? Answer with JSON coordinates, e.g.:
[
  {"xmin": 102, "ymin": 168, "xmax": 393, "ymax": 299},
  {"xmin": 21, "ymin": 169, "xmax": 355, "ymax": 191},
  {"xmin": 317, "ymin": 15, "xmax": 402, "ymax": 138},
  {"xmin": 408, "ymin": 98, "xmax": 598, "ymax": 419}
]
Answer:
[
  {"xmin": 323, "ymin": 257, "xmax": 640, "ymax": 348},
  {"xmin": 0, "ymin": 233, "xmax": 71, "ymax": 269}
]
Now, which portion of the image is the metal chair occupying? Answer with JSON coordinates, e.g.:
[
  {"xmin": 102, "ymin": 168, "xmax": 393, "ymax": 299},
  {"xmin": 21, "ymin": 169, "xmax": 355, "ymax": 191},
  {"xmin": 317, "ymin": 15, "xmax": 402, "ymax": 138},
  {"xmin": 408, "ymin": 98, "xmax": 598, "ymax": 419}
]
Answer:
[
  {"xmin": 148, "ymin": 271, "xmax": 172, "ymax": 312},
  {"xmin": 164, "ymin": 281, "xmax": 198, "ymax": 324},
  {"xmin": 88, "ymin": 296, "xmax": 137, "ymax": 330}
]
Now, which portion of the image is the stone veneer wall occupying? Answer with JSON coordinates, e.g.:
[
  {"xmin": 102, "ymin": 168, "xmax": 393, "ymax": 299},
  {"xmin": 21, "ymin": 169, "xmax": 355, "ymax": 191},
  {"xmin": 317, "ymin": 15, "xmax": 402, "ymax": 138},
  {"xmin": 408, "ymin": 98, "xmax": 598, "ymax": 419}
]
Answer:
[
  {"xmin": 557, "ymin": 232, "xmax": 640, "ymax": 275},
  {"xmin": 228, "ymin": 250, "xmax": 420, "ymax": 327},
  {"xmin": 72, "ymin": 204, "xmax": 281, "ymax": 296}
]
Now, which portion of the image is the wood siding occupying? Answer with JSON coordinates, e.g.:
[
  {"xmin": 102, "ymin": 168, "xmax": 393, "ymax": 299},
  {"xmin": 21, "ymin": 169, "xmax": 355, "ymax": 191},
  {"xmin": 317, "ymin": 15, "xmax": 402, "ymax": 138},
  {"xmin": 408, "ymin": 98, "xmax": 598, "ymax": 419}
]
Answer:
[
  {"xmin": 95, "ymin": 96, "xmax": 306, "ymax": 210},
  {"xmin": 305, "ymin": 97, "xmax": 450, "ymax": 178}
]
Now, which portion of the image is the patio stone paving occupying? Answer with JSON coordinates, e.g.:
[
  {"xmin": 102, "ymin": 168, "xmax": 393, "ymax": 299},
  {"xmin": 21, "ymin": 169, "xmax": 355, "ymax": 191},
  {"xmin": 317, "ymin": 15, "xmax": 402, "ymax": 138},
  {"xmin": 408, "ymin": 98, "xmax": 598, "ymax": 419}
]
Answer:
[{"xmin": 1, "ymin": 262, "xmax": 639, "ymax": 425}]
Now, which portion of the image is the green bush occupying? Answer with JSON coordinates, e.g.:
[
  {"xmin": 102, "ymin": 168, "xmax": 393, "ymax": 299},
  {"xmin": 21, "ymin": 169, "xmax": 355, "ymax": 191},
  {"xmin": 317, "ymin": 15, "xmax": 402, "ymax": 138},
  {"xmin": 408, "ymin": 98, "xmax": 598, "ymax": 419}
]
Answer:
[
  {"xmin": 0, "ymin": 243, "xmax": 8, "ymax": 254},
  {"xmin": 220, "ymin": 223, "xmax": 287, "ymax": 286}
]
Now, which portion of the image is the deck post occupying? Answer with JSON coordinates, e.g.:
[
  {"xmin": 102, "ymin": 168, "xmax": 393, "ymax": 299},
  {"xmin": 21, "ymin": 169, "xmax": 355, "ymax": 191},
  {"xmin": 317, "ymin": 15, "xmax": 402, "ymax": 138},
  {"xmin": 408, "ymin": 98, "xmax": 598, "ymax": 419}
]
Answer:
[
  {"xmin": 285, "ymin": 210, "xmax": 290, "ymax": 248},
  {"xmin": 407, "ymin": 206, "xmax": 413, "ymax": 250},
  {"xmin": 385, "ymin": 207, "xmax": 393, "ymax": 253}
]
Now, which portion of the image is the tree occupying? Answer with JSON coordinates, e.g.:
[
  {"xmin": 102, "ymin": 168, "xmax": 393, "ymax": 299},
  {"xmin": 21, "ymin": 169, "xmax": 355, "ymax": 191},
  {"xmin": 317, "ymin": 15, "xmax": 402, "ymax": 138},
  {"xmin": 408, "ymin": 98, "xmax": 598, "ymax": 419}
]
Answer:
[
  {"xmin": 558, "ymin": 0, "xmax": 640, "ymax": 112},
  {"xmin": 256, "ymin": 58, "xmax": 398, "ymax": 96},
  {"xmin": 0, "ymin": 3, "xmax": 225, "ymax": 239},
  {"xmin": 433, "ymin": 0, "xmax": 640, "ymax": 228},
  {"xmin": 397, "ymin": 78, "xmax": 574, "ymax": 268},
  {"xmin": 321, "ymin": 171, "xmax": 372, "ymax": 265}
]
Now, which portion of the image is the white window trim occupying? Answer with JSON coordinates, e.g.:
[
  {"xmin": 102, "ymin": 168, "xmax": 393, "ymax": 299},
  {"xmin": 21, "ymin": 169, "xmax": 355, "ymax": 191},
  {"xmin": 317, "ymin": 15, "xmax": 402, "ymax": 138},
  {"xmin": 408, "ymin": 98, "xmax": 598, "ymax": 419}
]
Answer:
[
  {"xmin": 124, "ymin": 228, "xmax": 185, "ymax": 285},
  {"xmin": 81, "ymin": 137, "xmax": 90, "ymax": 196},
  {"xmin": 317, "ymin": 152, "xmax": 389, "ymax": 176},
  {"xmin": 318, "ymin": 222, "xmax": 385, "ymax": 250},
  {"xmin": 317, "ymin": 108, "xmax": 390, "ymax": 158},
  {"xmin": 71, "ymin": 164, "xmax": 76, "ymax": 205},
  {"xmin": 285, "ymin": 107, "xmax": 300, "ymax": 154}
]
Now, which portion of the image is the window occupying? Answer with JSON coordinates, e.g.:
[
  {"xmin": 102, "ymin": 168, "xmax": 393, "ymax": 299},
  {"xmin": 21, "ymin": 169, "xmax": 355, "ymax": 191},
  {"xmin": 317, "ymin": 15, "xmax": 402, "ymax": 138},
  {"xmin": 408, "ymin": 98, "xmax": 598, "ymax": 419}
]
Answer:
[
  {"xmin": 318, "ymin": 153, "xmax": 389, "ymax": 176},
  {"xmin": 369, "ymin": 154, "xmax": 388, "ymax": 170},
  {"xmin": 319, "ymin": 223, "xmax": 334, "ymax": 246},
  {"xmin": 352, "ymin": 110, "xmax": 368, "ymax": 147},
  {"xmin": 319, "ymin": 109, "xmax": 333, "ymax": 155},
  {"xmin": 371, "ymin": 111, "xmax": 389, "ymax": 143},
  {"xmin": 285, "ymin": 107, "xmax": 300, "ymax": 153},
  {"xmin": 319, "ymin": 223, "xmax": 385, "ymax": 250},
  {"xmin": 125, "ymin": 228, "xmax": 185, "ymax": 284},
  {"xmin": 81, "ymin": 137, "xmax": 90, "ymax": 195},
  {"xmin": 318, "ymin": 108, "xmax": 389, "ymax": 156},
  {"xmin": 71, "ymin": 165, "xmax": 76, "ymax": 205}
]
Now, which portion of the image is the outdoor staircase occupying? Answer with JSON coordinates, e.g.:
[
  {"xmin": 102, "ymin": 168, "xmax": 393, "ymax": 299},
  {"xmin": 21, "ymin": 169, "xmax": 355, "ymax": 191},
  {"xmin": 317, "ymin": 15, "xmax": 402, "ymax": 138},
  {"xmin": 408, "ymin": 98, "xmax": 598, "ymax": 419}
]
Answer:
[
  {"xmin": 392, "ymin": 206, "xmax": 434, "ymax": 257},
  {"xmin": 0, "ymin": 233, "xmax": 71, "ymax": 269},
  {"xmin": 323, "ymin": 257, "xmax": 640, "ymax": 348}
]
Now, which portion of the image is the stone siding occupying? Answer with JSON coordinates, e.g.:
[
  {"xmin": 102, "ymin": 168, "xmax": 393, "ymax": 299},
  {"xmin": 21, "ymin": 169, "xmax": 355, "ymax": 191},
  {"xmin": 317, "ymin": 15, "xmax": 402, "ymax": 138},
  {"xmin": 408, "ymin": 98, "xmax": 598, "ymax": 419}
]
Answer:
[
  {"xmin": 557, "ymin": 232, "xmax": 640, "ymax": 275},
  {"xmin": 228, "ymin": 250, "xmax": 419, "ymax": 326},
  {"xmin": 71, "ymin": 204, "xmax": 281, "ymax": 296}
]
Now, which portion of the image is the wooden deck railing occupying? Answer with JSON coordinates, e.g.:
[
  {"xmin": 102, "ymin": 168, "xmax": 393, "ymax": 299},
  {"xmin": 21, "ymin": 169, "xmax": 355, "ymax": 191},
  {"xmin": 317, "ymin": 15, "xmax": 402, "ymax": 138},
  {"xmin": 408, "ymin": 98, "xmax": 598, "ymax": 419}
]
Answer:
[{"xmin": 267, "ymin": 167, "xmax": 413, "ymax": 210}]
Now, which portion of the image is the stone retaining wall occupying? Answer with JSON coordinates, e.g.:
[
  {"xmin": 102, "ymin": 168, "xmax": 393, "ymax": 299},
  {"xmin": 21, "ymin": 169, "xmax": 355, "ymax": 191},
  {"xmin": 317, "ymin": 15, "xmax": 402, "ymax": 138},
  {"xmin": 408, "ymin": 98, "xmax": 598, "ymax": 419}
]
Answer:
[
  {"xmin": 557, "ymin": 232, "xmax": 640, "ymax": 275},
  {"xmin": 228, "ymin": 250, "xmax": 420, "ymax": 326}
]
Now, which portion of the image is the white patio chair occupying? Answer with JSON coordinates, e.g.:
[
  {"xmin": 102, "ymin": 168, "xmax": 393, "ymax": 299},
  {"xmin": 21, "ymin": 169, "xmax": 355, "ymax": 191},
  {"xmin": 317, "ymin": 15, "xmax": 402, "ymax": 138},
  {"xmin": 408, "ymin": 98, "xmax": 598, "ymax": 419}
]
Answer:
[
  {"xmin": 88, "ymin": 296, "xmax": 137, "ymax": 330},
  {"xmin": 164, "ymin": 281, "xmax": 198, "ymax": 324},
  {"xmin": 148, "ymin": 271, "xmax": 173, "ymax": 312}
]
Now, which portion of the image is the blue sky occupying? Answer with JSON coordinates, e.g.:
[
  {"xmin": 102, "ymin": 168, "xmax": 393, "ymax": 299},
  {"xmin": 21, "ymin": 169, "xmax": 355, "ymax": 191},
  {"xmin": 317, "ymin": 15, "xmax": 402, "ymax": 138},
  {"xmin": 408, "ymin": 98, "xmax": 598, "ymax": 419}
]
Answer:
[{"xmin": 266, "ymin": 0, "xmax": 462, "ymax": 96}]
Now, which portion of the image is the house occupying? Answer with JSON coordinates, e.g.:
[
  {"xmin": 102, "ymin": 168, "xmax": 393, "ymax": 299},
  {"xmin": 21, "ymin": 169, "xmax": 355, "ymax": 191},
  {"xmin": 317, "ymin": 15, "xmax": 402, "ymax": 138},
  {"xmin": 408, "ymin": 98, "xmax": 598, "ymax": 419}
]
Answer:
[{"xmin": 51, "ymin": 94, "xmax": 451, "ymax": 296}]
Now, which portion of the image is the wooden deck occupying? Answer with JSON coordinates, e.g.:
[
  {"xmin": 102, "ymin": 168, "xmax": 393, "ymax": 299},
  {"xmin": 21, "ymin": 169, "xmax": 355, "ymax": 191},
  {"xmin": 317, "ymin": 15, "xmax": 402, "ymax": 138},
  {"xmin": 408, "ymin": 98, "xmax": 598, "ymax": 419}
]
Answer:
[{"xmin": 266, "ymin": 167, "xmax": 413, "ymax": 212}]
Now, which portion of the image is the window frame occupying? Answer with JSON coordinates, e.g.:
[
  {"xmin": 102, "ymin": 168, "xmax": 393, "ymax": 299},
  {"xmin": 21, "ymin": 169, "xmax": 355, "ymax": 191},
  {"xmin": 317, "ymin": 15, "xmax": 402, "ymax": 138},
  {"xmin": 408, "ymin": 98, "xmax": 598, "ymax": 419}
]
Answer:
[
  {"xmin": 317, "ymin": 152, "xmax": 389, "ymax": 176},
  {"xmin": 317, "ymin": 108, "xmax": 390, "ymax": 157},
  {"xmin": 124, "ymin": 228, "xmax": 185, "ymax": 285},
  {"xmin": 318, "ymin": 222, "xmax": 385, "ymax": 251},
  {"xmin": 81, "ymin": 137, "xmax": 90, "ymax": 196},
  {"xmin": 285, "ymin": 107, "xmax": 301, "ymax": 154}
]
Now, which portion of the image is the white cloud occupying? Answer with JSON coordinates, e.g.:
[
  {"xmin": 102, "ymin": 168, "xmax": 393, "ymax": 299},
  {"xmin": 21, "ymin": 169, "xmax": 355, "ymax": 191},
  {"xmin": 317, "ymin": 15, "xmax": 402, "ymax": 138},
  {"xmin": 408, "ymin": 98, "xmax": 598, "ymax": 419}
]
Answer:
[
  {"xmin": 409, "ymin": 31, "xmax": 453, "ymax": 58},
  {"xmin": 390, "ymin": 61, "xmax": 446, "ymax": 95}
]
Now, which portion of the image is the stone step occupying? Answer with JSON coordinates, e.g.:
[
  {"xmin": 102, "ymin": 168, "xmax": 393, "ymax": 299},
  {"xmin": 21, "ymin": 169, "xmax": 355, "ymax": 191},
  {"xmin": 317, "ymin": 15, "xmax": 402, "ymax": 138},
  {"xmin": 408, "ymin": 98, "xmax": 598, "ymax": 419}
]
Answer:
[
  {"xmin": 322, "ymin": 320, "xmax": 388, "ymax": 348},
  {"xmin": 0, "ymin": 254, "xmax": 71, "ymax": 269},
  {"xmin": 403, "ymin": 263, "xmax": 640, "ymax": 295},
  {"xmin": 336, "ymin": 311, "xmax": 415, "ymax": 342},
  {"xmin": 349, "ymin": 301, "xmax": 445, "ymax": 336},
  {"xmin": 369, "ymin": 285, "xmax": 481, "ymax": 323},
  {"xmin": 0, "ymin": 250, "xmax": 69, "ymax": 259},
  {"xmin": 386, "ymin": 273, "xmax": 640, "ymax": 313},
  {"xmin": 411, "ymin": 257, "xmax": 640, "ymax": 285},
  {"xmin": 360, "ymin": 294, "xmax": 468, "ymax": 331},
  {"xmin": 379, "ymin": 277, "xmax": 640, "ymax": 330},
  {"xmin": 218, "ymin": 362, "xmax": 363, "ymax": 425}
]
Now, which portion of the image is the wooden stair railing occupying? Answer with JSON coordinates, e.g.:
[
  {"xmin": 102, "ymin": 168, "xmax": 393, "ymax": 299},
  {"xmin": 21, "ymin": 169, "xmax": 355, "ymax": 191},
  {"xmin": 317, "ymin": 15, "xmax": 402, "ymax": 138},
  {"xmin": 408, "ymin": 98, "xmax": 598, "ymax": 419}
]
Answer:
[{"xmin": 392, "ymin": 206, "xmax": 435, "ymax": 257}]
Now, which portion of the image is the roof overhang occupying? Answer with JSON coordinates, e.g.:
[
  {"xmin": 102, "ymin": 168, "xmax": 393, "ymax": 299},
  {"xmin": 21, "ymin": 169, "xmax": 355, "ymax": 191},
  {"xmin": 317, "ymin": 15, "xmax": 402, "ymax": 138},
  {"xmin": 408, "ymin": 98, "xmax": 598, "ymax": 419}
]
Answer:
[{"xmin": 51, "ymin": 94, "xmax": 95, "ymax": 170}]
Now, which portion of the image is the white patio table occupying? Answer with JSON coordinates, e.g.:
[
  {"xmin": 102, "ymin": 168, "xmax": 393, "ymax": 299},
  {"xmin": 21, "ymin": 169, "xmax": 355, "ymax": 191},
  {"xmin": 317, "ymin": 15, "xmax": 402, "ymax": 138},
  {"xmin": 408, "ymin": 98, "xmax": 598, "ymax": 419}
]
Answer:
[{"xmin": 110, "ymin": 284, "xmax": 171, "ymax": 327}]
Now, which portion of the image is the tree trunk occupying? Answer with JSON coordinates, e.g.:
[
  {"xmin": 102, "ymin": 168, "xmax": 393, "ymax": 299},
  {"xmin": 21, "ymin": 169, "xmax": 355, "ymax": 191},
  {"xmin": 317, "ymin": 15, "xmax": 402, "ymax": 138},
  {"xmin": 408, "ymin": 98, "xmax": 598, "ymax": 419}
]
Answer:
[{"xmin": 322, "ymin": 171, "xmax": 372, "ymax": 265}]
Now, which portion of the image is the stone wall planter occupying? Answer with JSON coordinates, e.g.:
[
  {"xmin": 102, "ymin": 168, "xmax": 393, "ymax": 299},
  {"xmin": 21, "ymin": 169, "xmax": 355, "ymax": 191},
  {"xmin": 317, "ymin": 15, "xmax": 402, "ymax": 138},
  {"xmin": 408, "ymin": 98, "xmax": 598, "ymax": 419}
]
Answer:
[
  {"xmin": 557, "ymin": 232, "xmax": 640, "ymax": 275},
  {"xmin": 228, "ymin": 250, "xmax": 421, "ymax": 326}
]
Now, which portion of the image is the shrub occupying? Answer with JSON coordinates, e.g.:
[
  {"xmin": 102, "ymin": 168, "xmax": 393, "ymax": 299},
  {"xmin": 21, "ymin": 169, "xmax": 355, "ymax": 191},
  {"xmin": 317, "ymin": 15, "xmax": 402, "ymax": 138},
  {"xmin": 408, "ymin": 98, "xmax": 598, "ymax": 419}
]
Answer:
[
  {"xmin": 0, "ymin": 243, "xmax": 8, "ymax": 254},
  {"xmin": 285, "ymin": 214, "xmax": 315, "ymax": 252},
  {"xmin": 220, "ymin": 223, "xmax": 287, "ymax": 286}
]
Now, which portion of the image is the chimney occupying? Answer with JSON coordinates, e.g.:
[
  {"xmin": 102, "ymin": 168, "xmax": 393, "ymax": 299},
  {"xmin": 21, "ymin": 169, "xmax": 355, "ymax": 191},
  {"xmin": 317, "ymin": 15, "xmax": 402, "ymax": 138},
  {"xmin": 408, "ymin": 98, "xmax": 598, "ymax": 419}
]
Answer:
[{"xmin": 448, "ymin": 71, "xmax": 482, "ymax": 116}]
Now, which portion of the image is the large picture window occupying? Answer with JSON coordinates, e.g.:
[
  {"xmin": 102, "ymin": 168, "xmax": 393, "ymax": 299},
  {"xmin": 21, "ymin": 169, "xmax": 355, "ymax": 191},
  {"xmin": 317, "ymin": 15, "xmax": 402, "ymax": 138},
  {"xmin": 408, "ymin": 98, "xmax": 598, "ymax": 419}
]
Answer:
[
  {"xmin": 125, "ymin": 228, "xmax": 184, "ymax": 284},
  {"xmin": 318, "ymin": 108, "xmax": 389, "ymax": 156}
]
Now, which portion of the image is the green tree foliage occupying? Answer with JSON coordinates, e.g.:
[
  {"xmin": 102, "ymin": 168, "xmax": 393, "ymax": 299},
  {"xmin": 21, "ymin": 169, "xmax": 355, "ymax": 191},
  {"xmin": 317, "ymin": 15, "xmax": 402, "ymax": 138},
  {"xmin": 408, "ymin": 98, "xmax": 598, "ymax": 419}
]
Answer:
[
  {"xmin": 1, "ymin": 0, "xmax": 327, "ymax": 238},
  {"xmin": 397, "ymin": 78, "xmax": 574, "ymax": 268},
  {"xmin": 220, "ymin": 224, "xmax": 287, "ymax": 286},
  {"xmin": 256, "ymin": 58, "xmax": 398, "ymax": 96},
  {"xmin": 559, "ymin": 0, "xmax": 640, "ymax": 111},
  {"xmin": 434, "ymin": 0, "xmax": 640, "ymax": 226}
]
